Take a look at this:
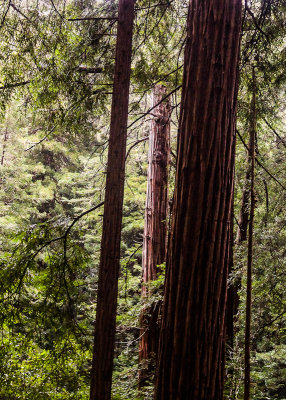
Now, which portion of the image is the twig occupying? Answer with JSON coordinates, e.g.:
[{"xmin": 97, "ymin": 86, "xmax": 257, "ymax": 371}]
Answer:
[
  {"xmin": 25, "ymin": 126, "xmax": 56, "ymax": 151},
  {"xmin": 50, "ymin": 0, "xmax": 64, "ymax": 20},
  {"xmin": 125, "ymin": 136, "xmax": 149, "ymax": 160}
]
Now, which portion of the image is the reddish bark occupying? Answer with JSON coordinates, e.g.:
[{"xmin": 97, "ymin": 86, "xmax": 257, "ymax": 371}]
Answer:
[
  {"xmin": 139, "ymin": 85, "xmax": 171, "ymax": 387},
  {"xmin": 154, "ymin": 1, "xmax": 242, "ymax": 399},
  {"xmin": 89, "ymin": 1, "xmax": 135, "ymax": 399},
  {"xmin": 244, "ymin": 66, "xmax": 256, "ymax": 400}
]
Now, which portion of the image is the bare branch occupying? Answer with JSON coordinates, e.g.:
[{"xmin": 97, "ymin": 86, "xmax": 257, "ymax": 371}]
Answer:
[
  {"xmin": 236, "ymin": 129, "xmax": 286, "ymax": 191},
  {"xmin": 127, "ymin": 85, "xmax": 182, "ymax": 131},
  {"xmin": 125, "ymin": 136, "xmax": 149, "ymax": 160},
  {"xmin": 10, "ymin": 3, "xmax": 32, "ymax": 22},
  {"xmin": 263, "ymin": 118, "xmax": 286, "ymax": 148}
]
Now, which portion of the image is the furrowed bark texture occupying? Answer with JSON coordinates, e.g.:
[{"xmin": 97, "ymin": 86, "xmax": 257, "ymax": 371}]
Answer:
[
  {"xmin": 89, "ymin": 1, "xmax": 134, "ymax": 399},
  {"xmin": 154, "ymin": 1, "xmax": 242, "ymax": 399},
  {"xmin": 139, "ymin": 85, "xmax": 171, "ymax": 387},
  {"xmin": 244, "ymin": 67, "xmax": 256, "ymax": 400}
]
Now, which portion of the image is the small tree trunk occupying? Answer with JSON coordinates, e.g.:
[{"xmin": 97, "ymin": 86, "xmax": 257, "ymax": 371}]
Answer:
[
  {"xmin": 154, "ymin": 0, "xmax": 242, "ymax": 399},
  {"xmin": 89, "ymin": 1, "xmax": 135, "ymax": 399},
  {"xmin": 1, "ymin": 127, "xmax": 8, "ymax": 166},
  {"xmin": 139, "ymin": 85, "xmax": 170, "ymax": 388},
  {"xmin": 236, "ymin": 168, "xmax": 251, "ymax": 243},
  {"xmin": 226, "ymin": 135, "xmax": 251, "ymax": 345},
  {"xmin": 244, "ymin": 66, "xmax": 256, "ymax": 400}
]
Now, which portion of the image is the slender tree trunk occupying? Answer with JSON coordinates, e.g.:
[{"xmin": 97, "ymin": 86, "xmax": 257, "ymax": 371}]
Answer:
[
  {"xmin": 1, "ymin": 127, "xmax": 8, "ymax": 166},
  {"xmin": 139, "ymin": 85, "xmax": 171, "ymax": 388},
  {"xmin": 227, "ymin": 134, "xmax": 251, "ymax": 346},
  {"xmin": 236, "ymin": 169, "xmax": 251, "ymax": 243},
  {"xmin": 226, "ymin": 182, "xmax": 236, "ymax": 347},
  {"xmin": 244, "ymin": 66, "xmax": 256, "ymax": 400},
  {"xmin": 154, "ymin": 1, "xmax": 242, "ymax": 399},
  {"xmin": 89, "ymin": 1, "xmax": 135, "ymax": 399}
]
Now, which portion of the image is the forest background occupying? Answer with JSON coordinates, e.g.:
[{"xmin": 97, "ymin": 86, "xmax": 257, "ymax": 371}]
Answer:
[{"xmin": 0, "ymin": 0, "xmax": 285, "ymax": 399}]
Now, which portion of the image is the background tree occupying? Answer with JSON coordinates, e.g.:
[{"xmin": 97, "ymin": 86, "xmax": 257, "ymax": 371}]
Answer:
[{"xmin": 138, "ymin": 84, "xmax": 171, "ymax": 388}]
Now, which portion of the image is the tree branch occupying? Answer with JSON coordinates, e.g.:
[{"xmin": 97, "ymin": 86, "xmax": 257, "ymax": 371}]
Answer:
[
  {"xmin": 68, "ymin": 16, "xmax": 117, "ymax": 21},
  {"xmin": 125, "ymin": 136, "xmax": 149, "ymax": 160},
  {"xmin": 236, "ymin": 129, "xmax": 286, "ymax": 191},
  {"xmin": 32, "ymin": 201, "xmax": 104, "ymax": 260},
  {"xmin": 0, "ymin": 81, "xmax": 30, "ymax": 90},
  {"xmin": 245, "ymin": 1, "xmax": 269, "ymax": 42},
  {"xmin": 127, "ymin": 85, "xmax": 181, "ymax": 131},
  {"xmin": 77, "ymin": 66, "xmax": 103, "ymax": 73},
  {"xmin": 263, "ymin": 118, "xmax": 286, "ymax": 148}
]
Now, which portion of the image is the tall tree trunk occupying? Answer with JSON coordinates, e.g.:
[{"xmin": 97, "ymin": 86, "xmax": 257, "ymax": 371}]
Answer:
[
  {"xmin": 154, "ymin": 1, "xmax": 242, "ymax": 399},
  {"xmin": 244, "ymin": 66, "xmax": 256, "ymax": 400},
  {"xmin": 227, "ymin": 135, "xmax": 251, "ymax": 347},
  {"xmin": 226, "ymin": 180, "xmax": 236, "ymax": 347},
  {"xmin": 139, "ymin": 85, "xmax": 171, "ymax": 388},
  {"xmin": 227, "ymin": 124, "xmax": 252, "ymax": 347},
  {"xmin": 89, "ymin": 1, "xmax": 135, "ymax": 399}
]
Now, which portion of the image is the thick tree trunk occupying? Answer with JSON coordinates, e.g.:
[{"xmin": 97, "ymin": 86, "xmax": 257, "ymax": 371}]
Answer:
[
  {"xmin": 139, "ymin": 85, "xmax": 170, "ymax": 387},
  {"xmin": 154, "ymin": 1, "xmax": 242, "ymax": 399},
  {"xmin": 244, "ymin": 66, "xmax": 256, "ymax": 400},
  {"xmin": 89, "ymin": 1, "xmax": 135, "ymax": 399}
]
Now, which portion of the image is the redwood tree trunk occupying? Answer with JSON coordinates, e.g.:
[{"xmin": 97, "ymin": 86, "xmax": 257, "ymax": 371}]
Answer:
[
  {"xmin": 244, "ymin": 66, "xmax": 256, "ymax": 400},
  {"xmin": 89, "ymin": 1, "xmax": 135, "ymax": 399},
  {"xmin": 154, "ymin": 1, "xmax": 242, "ymax": 399},
  {"xmin": 139, "ymin": 85, "xmax": 170, "ymax": 387}
]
